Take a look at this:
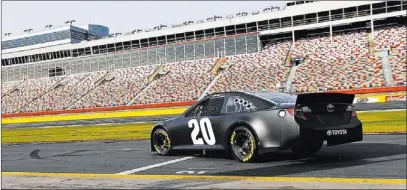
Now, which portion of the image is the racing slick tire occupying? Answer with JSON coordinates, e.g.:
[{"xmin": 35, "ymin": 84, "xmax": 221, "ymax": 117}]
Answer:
[
  {"xmin": 290, "ymin": 138, "xmax": 323, "ymax": 157},
  {"xmin": 152, "ymin": 128, "xmax": 173, "ymax": 156},
  {"xmin": 229, "ymin": 126, "xmax": 258, "ymax": 163}
]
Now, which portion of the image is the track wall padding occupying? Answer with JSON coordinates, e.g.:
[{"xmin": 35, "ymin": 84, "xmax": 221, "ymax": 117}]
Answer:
[{"xmin": 2, "ymin": 107, "xmax": 188, "ymax": 124}]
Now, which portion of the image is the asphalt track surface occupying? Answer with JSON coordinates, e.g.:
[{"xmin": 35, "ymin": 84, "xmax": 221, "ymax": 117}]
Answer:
[
  {"xmin": 2, "ymin": 102, "xmax": 406, "ymax": 187},
  {"xmin": 2, "ymin": 134, "xmax": 406, "ymax": 179},
  {"xmin": 3, "ymin": 101, "xmax": 406, "ymax": 128}
]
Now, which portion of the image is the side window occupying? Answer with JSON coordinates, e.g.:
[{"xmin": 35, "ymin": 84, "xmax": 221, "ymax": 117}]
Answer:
[
  {"xmin": 225, "ymin": 96, "xmax": 257, "ymax": 114},
  {"xmin": 185, "ymin": 101, "xmax": 207, "ymax": 117},
  {"xmin": 201, "ymin": 97, "xmax": 225, "ymax": 116},
  {"xmin": 185, "ymin": 97, "xmax": 225, "ymax": 117}
]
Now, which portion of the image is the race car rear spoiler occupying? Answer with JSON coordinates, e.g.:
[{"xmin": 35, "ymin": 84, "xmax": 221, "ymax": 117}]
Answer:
[{"xmin": 296, "ymin": 92, "xmax": 355, "ymax": 105}]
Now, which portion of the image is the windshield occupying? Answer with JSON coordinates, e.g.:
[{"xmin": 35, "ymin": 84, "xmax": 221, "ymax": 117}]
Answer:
[{"xmin": 252, "ymin": 92, "xmax": 297, "ymax": 104}]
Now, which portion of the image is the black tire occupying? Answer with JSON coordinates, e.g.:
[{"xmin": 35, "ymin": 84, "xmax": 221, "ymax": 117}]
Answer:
[
  {"xmin": 290, "ymin": 139, "xmax": 323, "ymax": 157},
  {"xmin": 152, "ymin": 128, "xmax": 173, "ymax": 156},
  {"xmin": 229, "ymin": 126, "xmax": 258, "ymax": 163}
]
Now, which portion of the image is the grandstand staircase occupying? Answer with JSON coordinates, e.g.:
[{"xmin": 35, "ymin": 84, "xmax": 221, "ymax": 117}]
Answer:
[
  {"xmin": 367, "ymin": 33, "xmax": 375, "ymax": 56},
  {"xmin": 3, "ymin": 80, "xmax": 26, "ymax": 97},
  {"xmin": 66, "ymin": 71, "xmax": 111, "ymax": 109},
  {"xmin": 199, "ymin": 58, "xmax": 229, "ymax": 99},
  {"xmin": 284, "ymin": 42, "xmax": 294, "ymax": 66},
  {"xmin": 128, "ymin": 80, "xmax": 157, "ymax": 105},
  {"xmin": 128, "ymin": 65, "xmax": 168, "ymax": 105},
  {"xmin": 94, "ymin": 71, "xmax": 114, "ymax": 87},
  {"xmin": 47, "ymin": 76, "xmax": 69, "ymax": 91},
  {"xmin": 199, "ymin": 74, "xmax": 221, "ymax": 100},
  {"xmin": 285, "ymin": 66, "xmax": 297, "ymax": 92},
  {"xmin": 148, "ymin": 65, "xmax": 167, "ymax": 83},
  {"xmin": 16, "ymin": 76, "xmax": 68, "ymax": 113},
  {"xmin": 210, "ymin": 58, "xmax": 227, "ymax": 76},
  {"xmin": 376, "ymin": 50, "xmax": 395, "ymax": 86},
  {"xmin": 283, "ymin": 42, "xmax": 298, "ymax": 92}
]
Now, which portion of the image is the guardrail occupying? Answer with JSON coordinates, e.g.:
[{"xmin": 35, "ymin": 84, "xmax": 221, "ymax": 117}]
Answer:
[
  {"xmin": 2, "ymin": 86, "xmax": 406, "ymax": 118},
  {"xmin": 2, "ymin": 101, "xmax": 195, "ymax": 118}
]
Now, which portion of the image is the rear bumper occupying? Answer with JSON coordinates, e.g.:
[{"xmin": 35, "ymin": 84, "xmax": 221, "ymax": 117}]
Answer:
[{"xmin": 299, "ymin": 118, "xmax": 363, "ymax": 146}]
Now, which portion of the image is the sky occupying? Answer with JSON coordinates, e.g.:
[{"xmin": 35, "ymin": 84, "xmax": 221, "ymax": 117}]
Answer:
[{"xmin": 2, "ymin": 1, "xmax": 285, "ymax": 37}]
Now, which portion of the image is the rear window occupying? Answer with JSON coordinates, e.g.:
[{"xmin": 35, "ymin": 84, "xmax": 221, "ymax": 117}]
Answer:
[
  {"xmin": 253, "ymin": 92, "xmax": 297, "ymax": 104},
  {"xmin": 202, "ymin": 97, "xmax": 225, "ymax": 116}
]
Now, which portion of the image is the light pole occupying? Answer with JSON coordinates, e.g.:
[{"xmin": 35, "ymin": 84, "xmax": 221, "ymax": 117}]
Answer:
[
  {"xmin": 132, "ymin": 29, "xmax": 142, "ymax": 34},
  {"xmin": 65, "ymin": 20, "xmax": 76, "ymax": 25},
  {"xmin": 23, "ymin": 29, "xmax": 33, "ymax": 33}
]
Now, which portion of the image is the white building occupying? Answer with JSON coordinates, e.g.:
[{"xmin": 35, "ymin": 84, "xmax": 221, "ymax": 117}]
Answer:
[{"xmin": 1, "ymin": 1, "xmax": 406, "ymax": 82}]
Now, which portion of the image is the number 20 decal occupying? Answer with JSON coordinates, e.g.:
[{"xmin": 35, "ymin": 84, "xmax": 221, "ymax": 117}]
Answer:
[{"xmin": 188, "ymin": 118, "xmax": 216, "ymax": 145}]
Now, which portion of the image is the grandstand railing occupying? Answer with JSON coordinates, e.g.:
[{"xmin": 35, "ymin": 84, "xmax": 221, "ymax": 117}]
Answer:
[{"xmin": 1, "ymin": 33, "xmax": 261, "ymax": 82}]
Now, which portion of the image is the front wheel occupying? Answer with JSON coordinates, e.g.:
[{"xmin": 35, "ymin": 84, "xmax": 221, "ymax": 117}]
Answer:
[
  {"xmin": 152, "ymin": 128, "xmax": 173, "ymax": 156},
  {"xmin": 229, "ymin": 126, "xmax": 258, "ymax": 163}
]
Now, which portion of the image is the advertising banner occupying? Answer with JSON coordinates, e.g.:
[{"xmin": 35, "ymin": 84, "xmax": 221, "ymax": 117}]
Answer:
[
  {"xmin": 385, "ymin": 95, "xmax": 406, "ymax": 102},
  {"xmin": 353, "ymin": 96, "xmax": 383, "ymax": 104}
]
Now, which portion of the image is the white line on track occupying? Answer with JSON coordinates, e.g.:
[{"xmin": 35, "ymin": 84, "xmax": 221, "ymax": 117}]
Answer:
[
  {"xmin": 187, "ymin": 168, "xmax": 216, "ymax": 170},
  {"xmin": 115, "ymin": 156, "xmax": 194, "ymax": 175}
]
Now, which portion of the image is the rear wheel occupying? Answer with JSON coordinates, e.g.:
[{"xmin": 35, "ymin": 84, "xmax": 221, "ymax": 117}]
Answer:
[
  {"xmin": 152, "ymin": 128, "xmax": 173, "ymax": 156},
  {"xmin": 291, "ymin": 139, "xmax": 323, "ymax": 157},
  {"xmin": 229, "ymin": 126, "xmax": 258, "ymax": 163}
]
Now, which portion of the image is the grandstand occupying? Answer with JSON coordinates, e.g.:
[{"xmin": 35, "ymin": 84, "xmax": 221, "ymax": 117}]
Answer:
[{"xmin": 1, "ymin": 1, "xmax": 406, "ymax": 113}]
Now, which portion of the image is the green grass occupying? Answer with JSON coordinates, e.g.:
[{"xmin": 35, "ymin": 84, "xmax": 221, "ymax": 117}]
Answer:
[
  {"xmin": 2, "ymin": 110, "xmax": 406, "ymax": 144},
  {"xmin": 2, "ymin": 123, "xmax": 153, "ymax": 144},
  {"xmin": 357, "ymin": 110, "xmax": 406, "ymax": 133}
]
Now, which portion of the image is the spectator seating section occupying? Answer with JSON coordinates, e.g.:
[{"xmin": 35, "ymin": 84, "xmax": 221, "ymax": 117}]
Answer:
[
  {"xmin": 1, "ymin": 25, "xmax": 406, "ymax": 113},
  {"xmin": 72, "ymin": 65, "xmax": 156, "ymax": 108},
  {"xmin": 292, "ymin": 29, "xmax": 385, "ymax": 92},
  {"xmin": 135, "ymin": 59, "xmax": 216, "ymax": 104},
  {"xmin": 375, "ymin": 24, "xmax": 406, "ymax": 86},
  {"xmin": 2, "ymin": 77, "xmax": 62, "ymax": 113},
  {"xmin": 209, "ymin": 40, "xmax": 291, "ymax": 93},
  {"xmin": 389, "ymin": 54, "xmax": 407, "ymax": 86},
  {"xmin": 20, "ymin": 71, "xmax": 107, "ymax": 112},
  {"xmin": 375, "ymin": 24, "xmax": 407, "ymax": 51}
]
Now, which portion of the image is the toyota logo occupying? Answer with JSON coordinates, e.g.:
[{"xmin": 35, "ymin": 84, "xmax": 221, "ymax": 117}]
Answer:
[
  {"xmin": 326, "ymin": 104, "xmax": 335, "ymax": 112},
  {"xmin": 327, "ymin": 130, "xmax": 332, "ymax": 136}
]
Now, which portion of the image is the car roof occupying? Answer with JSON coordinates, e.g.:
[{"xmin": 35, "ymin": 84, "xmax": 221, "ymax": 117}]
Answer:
[
  {"xmin": 207, "ymin": 91, "xmax": 243, "ymax": 96},
  {"xmin": 208, "ymin": 90, "xmax": 293, "ymax": 97},
  {"xmin": 207, "ymin": 91, "xmax": 297, "ymax": 105},
  {"xmin": 206, "ymin": 91, "xmax": 253, "ymax": 99}
]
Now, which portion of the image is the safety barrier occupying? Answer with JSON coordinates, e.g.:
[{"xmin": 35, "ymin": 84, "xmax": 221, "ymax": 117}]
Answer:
[
  {"xmin": 2, "ymin": 101, "xmax": 195, "ymax": 118},
  {"xmin": 2, "ymin": 86, "xmax": 406, "ymax": 118}
]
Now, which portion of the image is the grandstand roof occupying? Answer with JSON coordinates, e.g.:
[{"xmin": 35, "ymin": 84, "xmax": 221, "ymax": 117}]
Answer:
[
  {"xmin": 2, "ymin": 24, "xmax": 109, "ymax": 54},
  {"xmin": 3, "ymin": 1, "xmax": 384, "ymax": 58},
  {"xmin": 2, "ymin": 24, "xmax": 108, "ymax": 41},
  {"xmin": 2, "ymin": 25, "xmax": 72, "ymax": 42}
]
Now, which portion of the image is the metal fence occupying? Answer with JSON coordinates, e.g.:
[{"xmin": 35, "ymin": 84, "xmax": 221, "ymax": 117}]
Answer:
[{"xmin": 1, "ymin": 34, "xmax": 260, "ymax": 82}]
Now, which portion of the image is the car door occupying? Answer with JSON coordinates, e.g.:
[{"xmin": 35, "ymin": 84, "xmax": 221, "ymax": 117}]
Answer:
[
  {"xmin": 190, "ymin": 96, "xmax": 226, "ymax": 150},
  {"xmin": 167, "ymin": 100, "xmax": 207, "ymax": 148},
  {"xmin": 171, "ymin": 96, "xmax": 226, "ymax": 150}
]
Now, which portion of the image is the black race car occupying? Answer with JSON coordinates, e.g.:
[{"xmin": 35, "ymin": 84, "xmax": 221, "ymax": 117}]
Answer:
[{"xmin": 150, "ymin": 91, "xmax": 363, "ymax": 162}]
